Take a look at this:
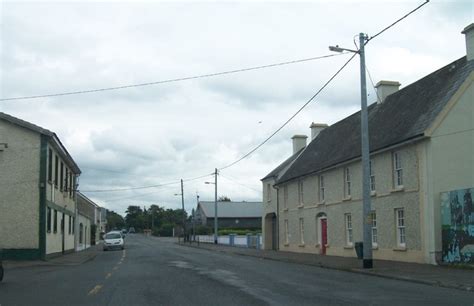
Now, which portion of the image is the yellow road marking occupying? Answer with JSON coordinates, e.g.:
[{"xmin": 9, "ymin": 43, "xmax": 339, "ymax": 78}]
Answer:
[
  {"xmin": 88, "ymin": 285, "xmax": 103, "ymax": 296},
  {"xmin": 105, "ymin": 273, "xmax": 112, "ymax": 279}
]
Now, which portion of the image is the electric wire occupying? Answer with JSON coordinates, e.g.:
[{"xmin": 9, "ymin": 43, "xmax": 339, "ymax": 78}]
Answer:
[
  {"xmin": 219, "ymin": 174, "xmax": 262, "ymax": 194},
  {"xmin": 217, "ymin": 52, "xmax": 358, "ymax": 171},
  {"xmin": 0, "ymin": 53, "xmax": 347, "ymax": 102}
]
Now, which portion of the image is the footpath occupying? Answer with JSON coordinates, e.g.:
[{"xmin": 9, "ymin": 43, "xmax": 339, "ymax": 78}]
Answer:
[
  {"xmin": 178, "ymin": 241, "xmax": 474, "ymax": 292},
  {"xmin": 3, "ymin": 244, "xmax": 101, "ymax": 270}
]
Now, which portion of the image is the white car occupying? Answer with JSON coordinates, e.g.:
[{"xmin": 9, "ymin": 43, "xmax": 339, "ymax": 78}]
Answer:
[{"xmin": 103, "ymin": 231, "xmax": 125, "ymax": 251}]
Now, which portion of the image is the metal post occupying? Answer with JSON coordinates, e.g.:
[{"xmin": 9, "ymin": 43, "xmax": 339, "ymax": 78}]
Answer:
[
  {"xmin": 214, "ymin": 168, "xmax": 218, "ymax": 244},
  {"xmin": 359, "ymin": 32, "xmax": 373, "ymax": 269},
  {"xmin": 181, "ymin": 179, "xmax": 185, "ymax": 240}
]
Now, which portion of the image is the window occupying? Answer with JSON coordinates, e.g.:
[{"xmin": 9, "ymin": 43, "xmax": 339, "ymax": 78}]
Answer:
[
  {"xmin": 344, "ymin": 168, "xmax": 351, "ymax": 197},
  {"xmin": 299, "ymin": 218, "xmax": 305, "ymax": 245},
  {"xmin": 60, "ymin": 162, "xmax": 64, "ymax": 190},
  {"xmin": 319, "ymin": 175, "xmax": 325, "ymax": 202},
  {"xmin": 72, "ymin": 217, "xmax": 75, "ymax": 234},
  {"xmin": 266, "ymin": 183, "xmax": 271, "ymax": 202},
  {"xmin": 283, "ymin": 185, "xmax": 288, "ymax": 209},
  {"xmin": 60, "ymin": 213, "xmax": 64, "ymax": 234},
  {"xmin": 68, "ymin": 215, "xmax": 72, "ymax": 234},
  {"xmin": 64, "ymin": 168, "xmax": 69, "ymax": 192},
  {"xmin": 53, "ymin": 209, "xmax": 58, "ymax": 233},
  {"xmin": 54, "ymin": 155, "xmax": 59, "ymax": 187},
  {"xmin": 298, "ymin": 180, "xmax": 304, "ymax": 205},
  {"xmin": 48, "ymin": 149, "xmax": 53, "ymax": 182},
  {"xmin": 371, "ymin": 211, "xmax": 377, "ymax": 246},
  {"xmin": 69, "ymin": 173, "xmax": 73, "ymax": 197},
  {"xmin": 79, "ymin": 223, "xmax": 83, "ymax": 243},
  {"xmin": 370, "ymin": 160, "xmax": 375, "ymax": 192},
  {"xmin": 396, "ymin": 209, "xmax": 406, "ymax": 247},
  {"xmin": 284, "ymin": 219, "xmax": 289, "ymax": 244},
  {"xmin": 393, "ymin": 152, "xmax": 403, "ymax": 187},
  {"xmin": 47, "ymin": 207, "xmax": 52, "ymax": 233},
  {"xmin": 345, "ymin": 213, "xmax": 353, "ymax": 246}
]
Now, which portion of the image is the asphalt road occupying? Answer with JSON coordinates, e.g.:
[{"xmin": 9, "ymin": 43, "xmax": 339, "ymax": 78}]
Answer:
[{"xmin": 1, "ymin": 234, "xmax": 473, "ymax": 306}]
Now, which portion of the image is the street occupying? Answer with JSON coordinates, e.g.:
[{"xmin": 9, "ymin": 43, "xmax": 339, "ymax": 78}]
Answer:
[{"xmin": 1, "ymin": 234, "xmax": 473, "ymax": 306}]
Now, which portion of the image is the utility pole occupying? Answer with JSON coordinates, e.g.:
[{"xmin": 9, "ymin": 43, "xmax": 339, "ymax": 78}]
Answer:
[
  {"xmin": 214, "ymin": 168, "xmax": 218, "ymax": 244},
  {"xmin": 181, "ymin": 179, "xmax": 185, "ymax": 239},
  {"xmin": 329, "ymin": 32, "xmax": 373, "ymax": 269}
]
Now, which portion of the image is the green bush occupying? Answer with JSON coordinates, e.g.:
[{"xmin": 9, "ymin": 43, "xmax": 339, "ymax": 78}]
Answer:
[
  {"xmin": 195, "ymin": 225, "xmax": 212, "ymax": 235},
  {"xmin": 218, "ymin": 228, "xmax": 261, "ymax": 236}
]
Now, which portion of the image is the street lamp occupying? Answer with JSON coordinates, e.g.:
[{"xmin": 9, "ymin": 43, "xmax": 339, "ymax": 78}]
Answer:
[
  {"xmin": 329, "ymin": 33, "xmax": 373, "ymax": 269},
  {"xmin": 204, "ymin": 168, "xmax": 218, "ymax": 244},
  {"xmin": 174, "ymin": 179, "xmax": 186, "ymax": 240}
]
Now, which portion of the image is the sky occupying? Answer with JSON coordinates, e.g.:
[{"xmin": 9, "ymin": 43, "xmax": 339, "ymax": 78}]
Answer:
[{"xmin": 1, "ymin": 0, "xmax": 472, "ymax": 215}]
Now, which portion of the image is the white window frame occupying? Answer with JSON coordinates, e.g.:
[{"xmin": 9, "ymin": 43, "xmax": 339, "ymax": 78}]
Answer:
[
  {"xmin": 299, "ymin": 218, "xmax": 305, "ymax": 245},
  {"xmin": 283, "ymin": 185, "xmax": 288, "ymax": 209},
  {"xmin": 393, "ymin": 152, "xmax": 403, "ymax": 188},
  {"xmin": 371, "ymin": 211, "xmax": 377, "ymax": 247},
  {"xmin": 284, "ymin": 219, "xmax": 289, "ymax": 244},
  {"xmin": 344, "ymin": 167, "xmax": 351, "ymax": 197},
  {"xmin": 396, "ymin": 208, "xmax": 406, "ymax": 248},
  {"xmin": 266, "ymin": 183, "xmax": 271, "ymax": 202},
  {"xmin": 298, "ymin": 180, "xmax": 304, "ymax": 205},
  {"xmin": 370, "ymin": 160, "xmax": 375, "ymax": 192},
  {"xmin": 319, "ymin": 175, "xmax": 325, "ymax": 202},
  {"xmin": 345, "ymin": 213, "xmax": 353, "ymax": 246}
]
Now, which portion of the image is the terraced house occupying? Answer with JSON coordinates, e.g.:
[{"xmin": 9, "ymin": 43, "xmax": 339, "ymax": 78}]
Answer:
[
  {"xmin": 262, "ymin": 24, "xmax": 474, "ymax": 264},
  {"xmin": 0, "ymin": 112, "xmax": 81, "ymax": 259}
]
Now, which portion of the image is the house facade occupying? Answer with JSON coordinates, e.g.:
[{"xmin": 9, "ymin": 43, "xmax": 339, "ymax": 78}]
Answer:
[
  {"xmin": 0, "ymin": 112, "xmax": 81, "ymax": 259},
  {"xmin": 262, "ymin": 24, "xmax": 474, "ymax": 264},
  {"xmin": 195, "ymin": 201, "xmax": 263, "ymax": 229}
]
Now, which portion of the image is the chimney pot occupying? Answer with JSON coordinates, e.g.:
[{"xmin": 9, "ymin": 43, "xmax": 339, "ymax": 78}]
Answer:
[
  {"xmin": 309, "ymin": 122, "xmax": 328, "ymax": 140},
  {"xmin": 462, "ymin": 23, "xmax": 474, "ymax": 61},
  {"xmin": 375, "ymin": 80, "xmax": 401, "ymax": 104},
  {"xmin": 291, "ymin": 135, "xmax": 307, "ymax": 154}
]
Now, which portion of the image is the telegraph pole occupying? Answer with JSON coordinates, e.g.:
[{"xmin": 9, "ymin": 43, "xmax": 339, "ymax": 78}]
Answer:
[
  {"xmin": 329, "ymin": 32, "xmax": 373, "ymax": 269},
  {"xmin": 359, "ymin": 32, "xmax": 373, "ymax": 269},
  {"xmin": 181, "ymin": 179, "xmax": 185, "ymax": 239},
  {"xmin": 214, "ymin": 168, "xmax": 218, "ymax": 244}
]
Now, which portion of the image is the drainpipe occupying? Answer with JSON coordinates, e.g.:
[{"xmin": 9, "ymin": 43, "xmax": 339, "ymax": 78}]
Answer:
[{"xmin": 273, "ymin": 184, "xmax": 280, "ymax": 251}]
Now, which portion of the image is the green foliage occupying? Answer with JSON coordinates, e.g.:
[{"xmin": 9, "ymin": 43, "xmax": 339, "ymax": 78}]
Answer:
[
  {"xmin": 152, "ymin": 223, "xmax": 175, "ymax": 237},
  {"xmin": 106, "ymin": 210, "xmax": 125, "ymax": 231},
  {"xmin": 195, "ymin": 225, "xmax": 212, "ymax": 235},
  {"xmin": 124, "ymin": 204, "xmax": 187, "ymax": 235},
  {"xmin": 218, "ymin": 196, "xmax": 231, "ymax": 201},
  {"xmin": 218, "ymin": 228, "xmax": 261, "ymax": 236}
]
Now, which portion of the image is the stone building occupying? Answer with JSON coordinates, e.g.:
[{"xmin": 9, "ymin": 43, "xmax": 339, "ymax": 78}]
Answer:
[
  {"xmin": 262, "ymin": 24, "xmax": 474, "ymax": 264},
  {"xmin": 0, "ymin": 112, "xmax": 81, "ymax": 259}
]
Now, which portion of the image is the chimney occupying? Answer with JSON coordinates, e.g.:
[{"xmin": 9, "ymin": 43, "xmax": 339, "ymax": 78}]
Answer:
[
  {"xmin": 291, "ymin": 135, "xmax": 307, "ymax": 154},
  {"xmin": 375, "ymin": 80, "xmax": 401, "ymax": 104},
  {"xmin": 309, "ymin": 122, "xmax": 328, "ymax": 140},
  {"xmin": 462, "ymin": 23, "xmax": 474, "ymax": 61}
]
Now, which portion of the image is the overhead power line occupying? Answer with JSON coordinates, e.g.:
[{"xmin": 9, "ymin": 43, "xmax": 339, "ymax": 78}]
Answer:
[
  {"xmin": 218, "ymin": 52, "xmax": 358, "ymax": 171},
  {"xmin": 219, "ymin": 174, "xmax": 262, "ymax": 194},
  {"xmin": 0, "ymin": 53, "xmax": 347, "ymax": 102}
]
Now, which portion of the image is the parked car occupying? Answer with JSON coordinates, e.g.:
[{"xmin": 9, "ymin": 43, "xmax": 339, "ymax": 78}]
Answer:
[
  {"xmin": 103, "ymin": 231, "xmax": 125, "ymax": 251},
  {"xmin": 128, "ymin": 227, "xmax": 135, "ymax": 233}
]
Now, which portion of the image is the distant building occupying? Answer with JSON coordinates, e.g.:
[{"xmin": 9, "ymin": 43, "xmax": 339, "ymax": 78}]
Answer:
[
  {"xmin": 0, "ymin": 112, "xmax": 81, "ymax": 259},
  {"xmin": 262, "ymin": 24, "xmax": 474, "ymax": 264},
  {"xmin": 195, "ymin": 201, "xmax": 263, "ymax": 229}
]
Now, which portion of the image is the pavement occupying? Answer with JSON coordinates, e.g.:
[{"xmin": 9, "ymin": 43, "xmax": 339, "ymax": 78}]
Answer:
[
  {"xmin": 178, "ymin": 240, "xmax": 474, "ymax": 292},
  {"xmin": 3, "ymin": 243, "xmax": 101, "ymax": 269}
]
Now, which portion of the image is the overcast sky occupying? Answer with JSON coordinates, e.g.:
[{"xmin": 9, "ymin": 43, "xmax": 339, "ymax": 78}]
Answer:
[{"xmin": 1, "ymin": 0, "xmax": 472, "ymax": 215}]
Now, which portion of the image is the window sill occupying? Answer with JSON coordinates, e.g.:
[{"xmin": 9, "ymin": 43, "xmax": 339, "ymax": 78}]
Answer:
[
  {"xmin": 344, "ymin": 245, "xmax": 354, "ymax": 249},
  {"xmin": 393, "ymin": 246, "xmax": 407, "ymax": 252},
  {"xmin": 297, "ymin": 204, "xmax": 304, "ymax": 209},
  {"xmin": 342, "ymin": 196, "xmax": 352, "ymax": 202},
  {"xmin": 283, "ymin": 208, "xmax": 289, "ymax": 212},
  {"xmin": 283, "ymin": 243, "xmax": 289, "ymax": 247},
  {"xmin": 372, "ymin": 245, "xmax": 378, "ymax": 250},
  {"xmin": 391, "ymin": 186, "xmax": 404, "ymax": 193},
  {"xmin": 317, "ymin": 201, "xmax": 326, "ymax": 206},
  {"xmin": 370, "ymin": 191, "xmax": 377, "ymax": 197},
  {"xmin": 298, "ymin": 244, "xmax": 305, "ymax": 248}
]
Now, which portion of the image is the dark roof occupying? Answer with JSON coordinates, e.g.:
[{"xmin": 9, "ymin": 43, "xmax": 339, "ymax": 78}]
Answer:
[
  {"xmin": 261, "ymin": 147, "xmax": 304, "ymax": 181},
  {"xmin": 0, "ymin": 112, "xmax": 81, "ymax": 174},
  {"xmin": 198, "ymin": 201, "xmax": 262, "ymax": 218},
  {"xmin": 277, "ymin": 56, "xmax": 473, "ymax": 185}
]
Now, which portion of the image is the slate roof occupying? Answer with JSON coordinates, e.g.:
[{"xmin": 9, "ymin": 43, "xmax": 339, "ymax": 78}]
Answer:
[
  {"xmin": 0, "ymin": 112, "xmax": 81, "ymax": 174},
  {"xmin": 198, "ymin": 201, "xmax": 263, "ymax": 218},
  {"xmin": 277, "ymin": 56, "xmax": 473, "ymax": 185},
  {"xmin": 261, "ymin": 147, "xmax": 304, "ymax": 181}
]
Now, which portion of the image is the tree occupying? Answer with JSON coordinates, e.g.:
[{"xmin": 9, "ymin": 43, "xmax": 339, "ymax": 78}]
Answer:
[
  {"xmin": 125, "ymin": 205, "xmax": 145, "ymax": 231},
  {"xmin": 106, "ymin": 210, "xmax": 125, "ymax": 231},
  {"xmin": 218, "ymin": 196, "xmax": 231, "ymax": 202}
]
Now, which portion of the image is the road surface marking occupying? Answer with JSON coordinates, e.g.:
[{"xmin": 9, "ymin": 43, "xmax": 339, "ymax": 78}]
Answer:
[
  {"xmin": 105, "ymin": 273, "xmax": 112, "ymax": 279},
  {"xmin": 113, "ymin": 266, "xmax": 118, "ymax": 271},
  {"xmin": 87, "ymin": 285, "xmax": 103, "ymax": 296}
]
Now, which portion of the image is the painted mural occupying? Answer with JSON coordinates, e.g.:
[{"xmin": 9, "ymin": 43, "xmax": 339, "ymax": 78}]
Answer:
[{"xmin": 441, "ymin": 188, "xmax": 474, "ymax": 264}]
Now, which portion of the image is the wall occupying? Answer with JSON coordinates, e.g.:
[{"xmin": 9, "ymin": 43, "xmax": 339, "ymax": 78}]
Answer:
[
  {"xmin": 279, "ymin": 144, "xmax": 424, "ymax": 263},
  {"xmin": 0, "ymin": 120, "xmax": 41, "ymax": 253},
  {"xmin": 262, "ymin": 177, "xmax": 278, "ymax": 250},
  {"xmin": 77, "ymin": 213, "xmax": 92, "ymax": 251}
]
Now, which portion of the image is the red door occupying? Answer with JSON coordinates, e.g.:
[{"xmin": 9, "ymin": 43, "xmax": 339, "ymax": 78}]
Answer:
[{"xmin": 321, "ymin": 219, "xmax": 327, "ymax": 255}]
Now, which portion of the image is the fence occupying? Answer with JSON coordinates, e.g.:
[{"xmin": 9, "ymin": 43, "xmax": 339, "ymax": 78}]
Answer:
[{"xmin": 194, "ymin": 234, "xmax": 262, "ymax": 249}]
